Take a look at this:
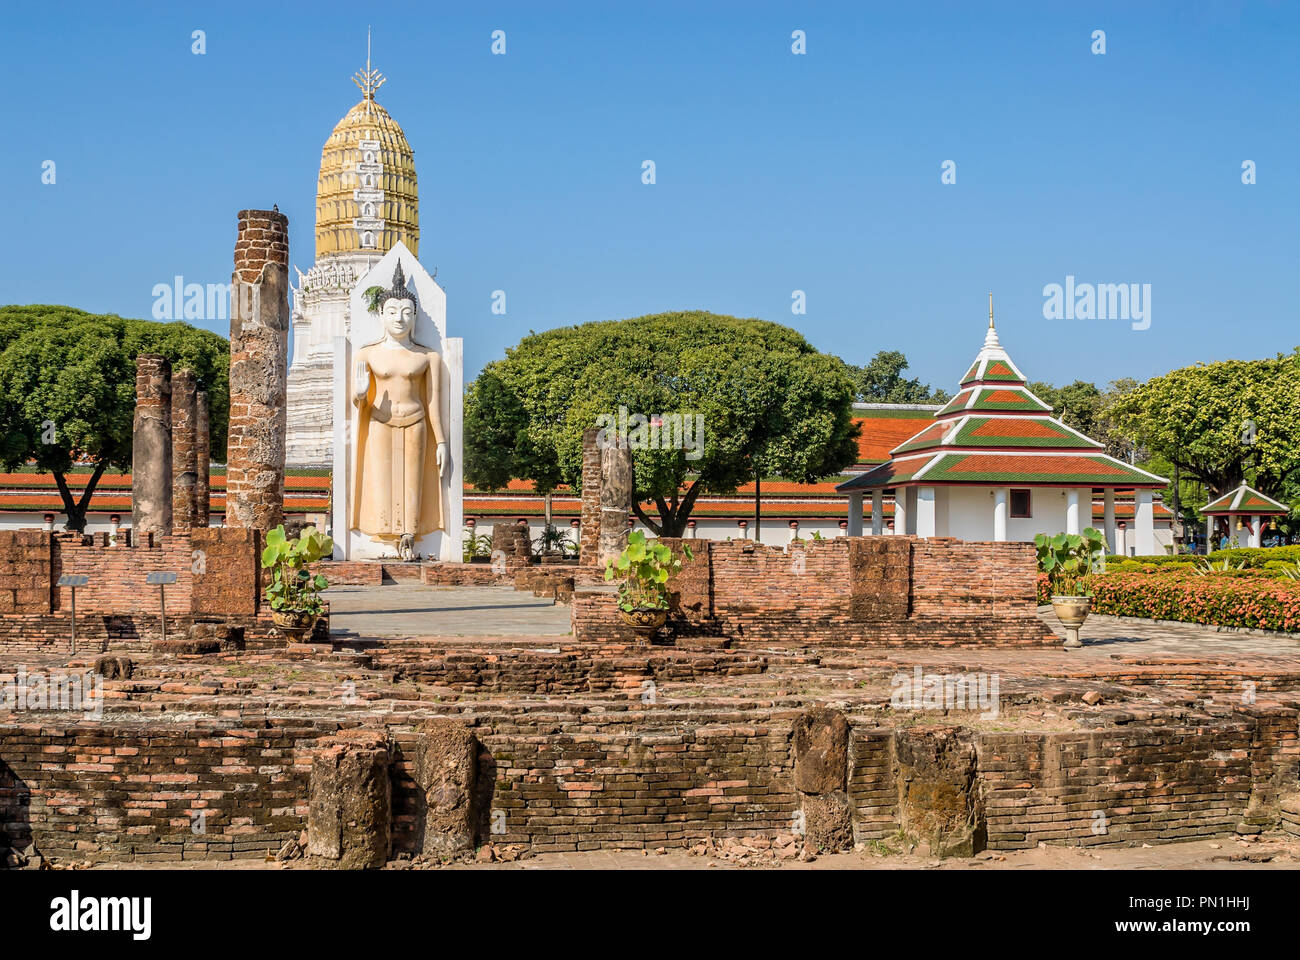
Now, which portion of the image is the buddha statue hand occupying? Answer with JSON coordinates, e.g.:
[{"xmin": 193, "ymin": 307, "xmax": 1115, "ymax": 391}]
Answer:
[
  {"xmin": 436, "ymin": 441, "xmax": 447, "ymax": 474},
  {"xmin": 354, "ymin": 359, "xmax": 370, "ymax": 401}
]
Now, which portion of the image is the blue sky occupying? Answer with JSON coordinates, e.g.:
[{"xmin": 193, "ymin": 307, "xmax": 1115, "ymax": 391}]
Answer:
[{"xmin": 2, "ymin": 0, "xmax": 1296, "ymax": 391}]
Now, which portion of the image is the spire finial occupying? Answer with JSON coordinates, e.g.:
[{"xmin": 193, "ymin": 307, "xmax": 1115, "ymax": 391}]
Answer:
[
  {"xmin": 988, "ymin": 292, "xmax": 994, "ymax": 329},
  {"xmin": 352, "ymin": 26, "xmax": 387, "ymax": 110}
]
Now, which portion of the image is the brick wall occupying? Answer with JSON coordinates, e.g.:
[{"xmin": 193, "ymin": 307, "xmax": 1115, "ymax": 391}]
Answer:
[
  {"xmin": 0, "ymin": 719, "xmax": 330, "ymax": 862},
  {"xmin": 4, "ymin": 706, "xmax": 1285, "ymax": 862},
  {"xmin": 0, "ymin": 531, "xmax": 52, "ymax": 615},
  {"xmin": 0, "ymin": 529, "xmax": 262, "ymax": 651},
  {"xmin": 574, "ymin": 536, "xmax": 1054, "ymax": 647},
  {"xmin": 979, "ymin": 723, "xmax": 1256, "ymax": 847}
]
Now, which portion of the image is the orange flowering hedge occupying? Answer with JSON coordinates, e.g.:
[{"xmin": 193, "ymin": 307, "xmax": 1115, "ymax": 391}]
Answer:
[{"xmin": 1036, "ymin": 570, "xmax": 1300, "ymax": 633}]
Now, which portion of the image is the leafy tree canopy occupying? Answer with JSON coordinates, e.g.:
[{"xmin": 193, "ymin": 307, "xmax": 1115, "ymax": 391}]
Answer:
[
  {"xmin": 464, "ymin": 310, "xmax": 860, "ymax": 535},
  {"xmin": 849, "ymin": 350, "xmax": 949, "ymax": 404},
  {"xmin": 0, "ymin": 305, "xmax": 230, "ymax": 531},
  {"xmin": 1107, "ymin": 352, "xmax": 1300, "ymax": 500}
]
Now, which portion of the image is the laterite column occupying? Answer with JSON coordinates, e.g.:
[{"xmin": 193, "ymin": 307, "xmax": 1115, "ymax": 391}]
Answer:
[
  {"xmin": 226, "ymin": 208, "xmax": 289, "ymax": 531},
  {"xmin": 131, "ymin": 354, "xmax": 173, "ymax": 540}
]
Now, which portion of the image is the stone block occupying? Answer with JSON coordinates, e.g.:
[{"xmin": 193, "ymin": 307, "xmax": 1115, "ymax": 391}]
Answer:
[
  {"xmin": 793, "ymin": 707, "xmax": 849, "ymax": 794},
  {"xmin": 414, "ymin": 718, "xmax": 478, "ymax": 857},
  {"xmin": 307, "ymin": 730, "xmax": 391, "ymax": 869}
]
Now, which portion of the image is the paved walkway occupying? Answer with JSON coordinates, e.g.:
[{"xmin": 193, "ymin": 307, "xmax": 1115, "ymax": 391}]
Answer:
[
  {"xmin": 1042, "ymin": 608, "xmax": 1300, "ymax": 658},
  {"xmin": 324, "ymin": 583, "xmax": 1298, "ymax": 655},
  {"xmin": 326, "ymin": 584, "xmax": 572, "ymax": 638}
]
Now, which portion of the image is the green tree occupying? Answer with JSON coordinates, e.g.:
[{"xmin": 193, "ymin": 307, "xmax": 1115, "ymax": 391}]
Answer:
[
  {"xmin": 464, "ymin": 311, "xmax": 860, "ymax": 535},
  {"xmin": 0, "ymin": 305, "xmax": 230, "ymax": 531},
  {"xmin": 850, "ymin": 350, "xmax": 949, "ymax": 403},
  {"xmin": 1107, "ymin": 353, "xmax": 1300, "ymax": 500}
]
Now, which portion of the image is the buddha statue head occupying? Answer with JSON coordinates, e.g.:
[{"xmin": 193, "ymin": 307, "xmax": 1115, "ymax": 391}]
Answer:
[{"xmin": 379, "ymin": 261, "xmax": 418, "ymax": 341}]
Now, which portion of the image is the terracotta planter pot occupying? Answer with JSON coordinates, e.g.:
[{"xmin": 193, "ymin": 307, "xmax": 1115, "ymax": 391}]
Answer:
[
  {"xmin": 1050, "ymin": 595, "xmax": 1091, "ymax": 649},
  {"xmin": 619, "ymin": 606, "xmax": 668, "ymax": 644},
  {"xmin": 271, "ymin": 608, "xmax": 316, "ymax": 643}
]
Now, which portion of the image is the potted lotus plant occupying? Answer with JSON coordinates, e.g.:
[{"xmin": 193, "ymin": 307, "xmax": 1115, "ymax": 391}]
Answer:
[
  {"xmin": 1035, "ymin": 528, "xmax": 1106, "ymax": 649},
  {"xmin": 261, "ymin": 524, "xmax": 333, "ymax": 642},
  {"xmin": 605, "ymin": 530, "xmax": 692, "ymax": 642}
]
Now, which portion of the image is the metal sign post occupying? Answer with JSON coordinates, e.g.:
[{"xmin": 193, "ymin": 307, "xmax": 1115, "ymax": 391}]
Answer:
[
  {"xmin": 56, "ymin": 574, "xmax": 90, "ymax": 655},
  {"xmin": 146, "ymin": 572, "xmax": 179, "ymax": 643}
]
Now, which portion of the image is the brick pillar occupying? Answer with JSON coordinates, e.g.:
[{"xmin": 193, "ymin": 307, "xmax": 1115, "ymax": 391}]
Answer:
[
  {"xmin": 171, "ymin": 368, "xmax": 198, "ymax": 532},
  {"xmin": 794, "ymin": 708, "xmax": 853, "ymax": 852},
  {"xmin": 226, "ymin": 208, "xmax": 289, "ymax": 531},
  {"xmin": 131, "ymin": 354, "xmax": 172, "ymax": 540},
  {"xmin": 579, "ymin": 429, "xmax": 602, "ymax": 565},
  {"xmin": 579, "ymin": 427, "xmax": 633, "ymax": 567},
  {"xmin": 307, "ymin": 730, "xmax": 392, "ymax": 869},
  {"xmin": 414, "ymin": 719, "xmax": 479, "ymax": 857},
  {"xmin": 599, "ymin": 433, "xmax": 633, "ymax": 567},
  {"xmin": 195, "ymin": 390, "xmax": 211, "ymax": 527}
]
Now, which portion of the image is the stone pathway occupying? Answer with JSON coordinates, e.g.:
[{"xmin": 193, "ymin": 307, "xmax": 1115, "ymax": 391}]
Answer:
[
  {"xmin": 1041, "ymin": 608, "xmax": 1300, "ymax": 658},
  {"xmin": 326, "ymin": 584, "xmax": 573, "ymax": 638}
]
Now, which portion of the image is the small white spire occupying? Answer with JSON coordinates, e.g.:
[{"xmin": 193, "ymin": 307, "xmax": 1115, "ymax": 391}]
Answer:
[{"xmin": 983, "ymin": 293, "xmax": 1000, "ymax": 348}]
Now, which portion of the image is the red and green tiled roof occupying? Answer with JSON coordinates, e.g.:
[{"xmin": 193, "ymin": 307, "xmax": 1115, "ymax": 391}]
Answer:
[
  {"xmin": 838, "ymin": 456, "xmax": 935, "ymax": 489},
  {"xmin": 959, "ymin": 356, "xmax": 1027, "ymax": 387},
  {"xmin": 916, "ymin": 453, "xmax": 1168, "ymax": 486},
  {"xmin": 839, "ymin": 321, "xmax": 1169, "ymax": 493},
  {"xmin": 850, "ymin": 404, "xmax": 941, "ymax": 464},
  {"xmin": 937, "ymin": 386, "xmax": 1050, "ymax": 417},
  {"xmin": 1201, "ymin": 483, "xmax": 1290, "ymax": 516},
  {"xmin": 893, "ymin": 415, "xmax": 1101, "ymax": 455}
]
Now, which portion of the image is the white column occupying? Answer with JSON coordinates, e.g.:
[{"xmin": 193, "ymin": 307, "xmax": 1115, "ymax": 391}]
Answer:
[
  {"xmin": 1103, "ymin": 488, "xmax": 1116, "ymax": 553},
  {"xmin": 871, "ymin": 490, "xmax": 883, "ymax": 536},
  {"xmin": 894, "ymin": 489, "xmax": 908, "ymax": 537},
  {"xmin": 1205, "ymin": 515, "xmax": 1213, "ymax": 553},
  {"xmin": 916, "ymin": 486, "xmax": 937, "ymax": 538},
  {"xmin": 330, "ymin": 335, "xmax": 350, "ymax": 559},
  {"xmin": 1250, "ymin": 516, "xmax": 1262, "ymax": 548},
  {"xmin": 1117, "ymin": 524, "xmax": 1127, "ymax": 556},
  {"xmin": 1135, "ymin": 489, "xmax": 1155, "ymax": 555},
  {"xmin": 442, "ymin": 337, "xmax": 465, "ymax": 562},
  {"xmin": 847, "ymin": 492, "xmax": 863, "ymax": 536},
  {"xmin": 993, "ymin": 487, "xmax": 1008, "ymax": 542},
  {"xmin": 1066, "ymin": 488, "xmax": 1081, "ymax": 535}
]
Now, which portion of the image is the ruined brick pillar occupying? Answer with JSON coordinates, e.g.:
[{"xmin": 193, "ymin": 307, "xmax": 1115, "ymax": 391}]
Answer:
[
  {"xmin": 307, "ymin": 730, "xmax": 392, "ymax": 869},
  {"xmin": 579, "ymin": 429, "xmax": 601, "ymax": 563},
  {"xmin": 195, "ymin": 390, "xmax": 211, "ymax": 527},
  {"xmin": 414, "ymin": 718, "xmax": 479, "ymax": 857},
  {"xmin": 794, "ymin": 707, "xmax": 853, "ymax": 852},
  {"xmin": 131, "ymin": 354, "xmax": 172, "ymax": 540},
  {"xmin": 895, "ymin": 727, "xmax": 984, "ymax": 857},
  {"xmin": 171, "ymin": 368, "xmax": 198, "ymax": 532},
  {"xmin": 226, "ymin": 208, "xmax": 289, "ymax": 531},
  {"xmin": 579, "ymin": 427, "xmax": 633, "ymax": 567}
]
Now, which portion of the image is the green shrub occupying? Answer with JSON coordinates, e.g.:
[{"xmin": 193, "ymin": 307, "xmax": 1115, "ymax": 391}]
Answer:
[
  {"xmin": 1207, "ymin": 545, "xmax": 1300, "ymax": 568},
  {"xmin": 1104, "ymin": 554, "xmax": 1196, "ymax": 567},
  {"xmin": 1038, "ymin": 570, "xmax": 1300, "ymax": 631}
]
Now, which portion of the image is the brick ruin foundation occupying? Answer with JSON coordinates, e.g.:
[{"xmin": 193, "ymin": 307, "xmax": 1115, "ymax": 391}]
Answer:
[
  {"xmin": 4, "ymin": 508, "xmax": 1298, "ymax": 865},
  {"xmin": 2, "ymin": 243, "xmax": 1298, "ymax": 867}
]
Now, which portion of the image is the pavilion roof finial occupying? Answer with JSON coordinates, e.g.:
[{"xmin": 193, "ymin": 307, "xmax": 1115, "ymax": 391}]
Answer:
[{"xmin": 988, "ymin": 292, "xmax": 994, "ymax": 329}]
